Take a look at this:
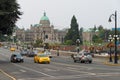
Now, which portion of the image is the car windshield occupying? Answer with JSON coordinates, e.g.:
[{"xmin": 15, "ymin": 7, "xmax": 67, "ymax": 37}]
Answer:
[
  {"xmin": 44, "ymin": 50, "xmax": 51, "ymax": 54},
  {"xmin": 15, "ymin": 54, "xmax": 22, "ymax": 57},
  {"xmin": 78, "ymin": 53, "xmax": 83, "ymax": 56},
  {"xmin": 84, "ymin": 53, "xmax": 91, "ymax": 56}
]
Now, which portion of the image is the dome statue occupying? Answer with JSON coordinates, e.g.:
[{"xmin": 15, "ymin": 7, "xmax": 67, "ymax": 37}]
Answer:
[{"xmin": 40, "ymin": 12, "xmax": 50, "ymax": 26}]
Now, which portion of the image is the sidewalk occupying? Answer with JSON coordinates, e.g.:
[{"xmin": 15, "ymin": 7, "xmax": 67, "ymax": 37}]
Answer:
[
  {"xmin": 94, "ymin": 54, "xmax": 120, "ymax": 66},
  {"xmin": 103, "ymin": 60, "xmax": 120, "ymax": 66},
  {"xmin": 0, "ymin": 69, "xmax": 15, "ymax": 80},
  {"xmin": 52, "ymin": 50, "xmax": 120, "ymax": 66}
]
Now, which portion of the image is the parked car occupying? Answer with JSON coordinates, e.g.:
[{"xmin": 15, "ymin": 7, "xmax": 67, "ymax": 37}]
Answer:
[
  {"xmin": 44, "ymin": 50, "xmax": 52, "ymax": 58},
  {"xmin": 10, "ymin": 53, "xmax": 24, "ymax": 63},
  {"xmin": 20, "ymin": 49, "xmax": 28, "ymax": 56},
  {"xmin": 10, "ymin": 47, "xmax": 16, "ymax": 51},
  {"xmin": 27, "ymin": 51, "xmax": 36, "ymax": 57},
  {"xmin": 4, "ymin": 45, "xmax": 8, "ymax": 49},
  {"xmin": 34, "ymin": 54, "xmax": 50, "ymax": 64},
  {"xmin": 72, "ymin": 52, "xmax": 92, "ymax": 63}
]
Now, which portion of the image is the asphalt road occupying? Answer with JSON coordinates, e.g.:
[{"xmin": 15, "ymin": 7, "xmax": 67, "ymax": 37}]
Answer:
[{"xmin": 0, "ymin": 47, "xmax": 120, "ymax": 80}]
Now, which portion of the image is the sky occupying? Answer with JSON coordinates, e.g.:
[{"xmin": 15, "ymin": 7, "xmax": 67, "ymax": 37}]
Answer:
[{"xmin": 16, "ymin": 0, "xmax": 120, "ymax": 30}]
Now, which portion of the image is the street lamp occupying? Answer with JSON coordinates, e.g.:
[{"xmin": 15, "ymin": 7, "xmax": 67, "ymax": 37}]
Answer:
[
  {"xmin": 12, "ymin": 32, "xmax": 16, "ymax": 44},
  {"xmin": 108, "ymin": 11, "xmax": 118, "ymax": 64},
  {"xmin": 43, "ymin": 31, "xmax": 45, "ymax": 41},
  {"xmin": 108, "ymin": 35, "xmax": 113, "ymax": 62},
  {"xmin": 4, "ymin": 34, "xmax": 7, "ymax": 41},
  {"xmin": 76, "ymin": 39, "xmax": 80, "ymax": 53}
]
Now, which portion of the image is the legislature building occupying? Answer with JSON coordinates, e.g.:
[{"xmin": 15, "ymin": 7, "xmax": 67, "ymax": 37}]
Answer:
[{"xmin": 16, "ymin": 12, "xmax": 67, "ymax": 44}]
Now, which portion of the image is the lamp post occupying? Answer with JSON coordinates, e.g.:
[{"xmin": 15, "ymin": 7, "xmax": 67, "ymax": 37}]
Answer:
[
  {"xmin": 108, "ymin": 35, "xmax": 113, "ymax": 62},
  {"xmin": 12, "ymin": 32, "xmax": 16, "ymax": 44},
  {"xmin": 4, "ymin": 34, "xmax": 7, "ymax": 42},
  {"xmin": 43, "ymin": 30, "xmax": 46, "ymax": 51},
  {"xmin": 108, "ymin": 11, "xmax": 118, "ymax": 64},
  {"xmin": 43, "ymin": 31, "xmax": 45, "ymax": 41},
  {"xmin": 76, "ymin": 39, "xmax": 80, "ymax": 53}
]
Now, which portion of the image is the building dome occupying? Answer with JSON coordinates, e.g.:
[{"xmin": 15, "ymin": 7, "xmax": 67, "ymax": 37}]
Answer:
[
  {"xmin": 41, "ymin": 14, "xmax": 49, "ymax": 21},
  {"xmin": 40, "ymin": 12, "xmax": 50, "ymax": 26}
]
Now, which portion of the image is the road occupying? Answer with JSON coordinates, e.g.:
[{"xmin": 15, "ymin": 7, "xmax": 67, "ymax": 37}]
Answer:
[{"xmin": 0, "ymin": 47, "xmax": 120, "ymax": 80}]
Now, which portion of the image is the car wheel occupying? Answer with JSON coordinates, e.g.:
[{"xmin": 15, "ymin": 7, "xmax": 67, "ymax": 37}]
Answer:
[
  {"xmin": 38, "ymin": 60, "xmax": 41, "ymax": 63},
  {"xmin": 74, "ymin": 60, "xmax": 76, "ymax": 63},
  {"xmin": 81, "ymin": 61, "xmax": 84, "ymax": 63},
  {"xmin": 22, "ymin": 60, "xmax": 24, "ymax": 63},
  {"xmin": 10, "ymin": 60, "xmax": 12, "ymax": 62},
  {"xmin": 89, "ymin": 61, "xmax": 92, "ymax": 63},
  {"xmin": 48, "ymin": 62, "xmax": 50, "ymax": 64},
  {"xmin": 34, "ymin": 59, "xmax": 36, "ymax": 63}
]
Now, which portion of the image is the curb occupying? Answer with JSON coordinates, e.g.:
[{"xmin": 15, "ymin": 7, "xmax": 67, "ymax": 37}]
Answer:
[
  {"xmin": 0, "ymin": 69, "xmax": 16, "ymax": 80},
  {"xmin": 103, "ymin": 62, "xmax": 120, "ymax": 66}
]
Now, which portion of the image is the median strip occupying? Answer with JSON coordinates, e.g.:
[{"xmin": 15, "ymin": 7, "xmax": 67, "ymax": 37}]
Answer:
[{"xmin": 103, "ymin": 62, "xmax": 120, "ymax": 66}]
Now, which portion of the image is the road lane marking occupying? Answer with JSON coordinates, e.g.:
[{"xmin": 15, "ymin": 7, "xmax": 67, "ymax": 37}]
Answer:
[
  {"xmin": 66, "ymin": 67, "xmax": 96, "ymax": 75},
  {"xmin": 18, "ymin": 79, "xmax": 45, "ymax": 80},
  {"xmin": 52, "ymin": 62, "xmax": 97, "ymax": 75},
  {"xmin": 52, "ymin": 61, "xmax": 120, "ymax": 71},
  {"xmin": 43, "ymin": 68, "xmax": 59, "ymax": 72},
  {"xmin": 0, "ymin": 69, "xmax": 16, "ymax": 80},
  {"xmin": 13, "ymin": 63, "xmax": 55, "ymax": 78},
  {"xmin": 19, "ymin": 69, "xmax": 26, "ymax": 73},
  {"xmin": 52, "ymin": 61, "xmax": 92, "ymax": 70}
]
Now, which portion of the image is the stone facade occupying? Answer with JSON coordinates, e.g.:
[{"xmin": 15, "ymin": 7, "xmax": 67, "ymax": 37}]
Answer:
[{"xmin": 16, "ymin": 12, "xmax": 67, "ymax": 44}]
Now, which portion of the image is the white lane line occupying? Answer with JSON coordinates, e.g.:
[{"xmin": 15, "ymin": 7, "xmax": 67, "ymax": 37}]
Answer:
[
  {"xmin": 43, "ymin": 68, "xmax": 59, "ymax": 72},
  {"xmin": 66, "ymin": 67, "xmax": 96, "ymax": 75},
  {"xmin": 18, "ymin": 78, "xmax": 45, "ymax": 80},
  {"xmin": 13, "ymin": 63, "xmax": 55, "ymax": 78},
  {"xmin": 19, "ymin": 69, "xmax": 26, "ymax": 73},
  {"xmin": 52, "ymin": 62, "xmax": 96, "ymax": 75}
]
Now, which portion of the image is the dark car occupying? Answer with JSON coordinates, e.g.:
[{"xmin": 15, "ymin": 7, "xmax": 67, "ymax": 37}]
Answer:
[{"xmin": 10, "ymin": 53, "xmax": 24, "ymax": 63}]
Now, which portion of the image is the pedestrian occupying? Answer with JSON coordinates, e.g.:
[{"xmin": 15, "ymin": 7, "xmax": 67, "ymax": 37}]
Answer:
[{"xmin": 57, "ymin": 48, "xmax": 59, "ymax": 56}]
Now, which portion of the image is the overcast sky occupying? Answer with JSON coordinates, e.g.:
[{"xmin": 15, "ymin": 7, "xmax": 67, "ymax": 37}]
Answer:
[{"xmin": 16, "ymin": 0, "xmax": 120, "ymax": 30}]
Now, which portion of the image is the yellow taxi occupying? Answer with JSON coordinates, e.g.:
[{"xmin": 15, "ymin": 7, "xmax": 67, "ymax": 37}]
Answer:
[
  {"xmin": 10, "ymin": 47, "xmax": 16, "ymax": 51},
  {"xmin": 34, "ymin": 54, "xmax": 50, "ymax": 64}
]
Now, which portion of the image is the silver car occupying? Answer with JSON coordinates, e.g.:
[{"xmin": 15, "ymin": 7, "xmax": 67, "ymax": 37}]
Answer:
[
  {"xmin": 72, "ymin": 53, "xmax": 92, "ymax": 63},
  {"xmin": 44, "ymin": 50, "xmax": 52, "ymax": 58}
]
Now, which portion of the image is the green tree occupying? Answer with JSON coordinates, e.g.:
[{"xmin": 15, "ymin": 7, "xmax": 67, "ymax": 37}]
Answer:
[
  {"xmin": 92, "ymin": 34, "xmax": 102, "ymax": 43},
  {"xmin": 79, "ymin": 27, "xmax": 83, "ymax": 44},
  {"xmin": 64, "ymin": 40, "xmax": 73, "ymax": 45},
  {"xmin": 0, "ymin": 0, "xmax": 22, "ymax": 35},
  {"xmin": 98, "ymin": 25, "xmax": 103, "ymax": 31},
  {"xmin": 93, "ymin": 25, "xmax": 97, "ymax": 32},
  {"xmin": 34, "ymin": 39, "xmax": 43, "ymax": 47},
  {"xmin": 64, "ymin": 15, "xmax": 80, "ymax": 45}
]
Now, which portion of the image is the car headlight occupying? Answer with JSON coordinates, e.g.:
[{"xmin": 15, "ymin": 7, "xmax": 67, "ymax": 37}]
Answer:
[
  {"xmin": 21, "ymin": 57, "xmax": 23, "ymax": 59},
  {"xmin": 48, "ymin": 58, "xmax": 50, "ymax": 61},
  {"xmin": 14, "ymin": 57, "xmax": 16, "ymax": 59}
]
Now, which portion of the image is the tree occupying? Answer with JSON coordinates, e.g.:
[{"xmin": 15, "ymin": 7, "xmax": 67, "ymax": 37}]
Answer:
[
  {"xmin": 64, "ymin": 40, "xmax": 73, "ymax": 45},
  {"xmin": 79, "ymin": 27, "xmax": 83, "ymax": 44},
  {"xmin": 98, "ymin": 25, "xmax": 103, "ymax": 31},
  {"xmin": 92, "ymin": 34, "xmax": 102, "ymax": 43},
  {"xmin": 64, "ymin": 15, "xmax": 80, "ymax": 45},
  {"xmin": 33, "ymin": 39, "xmax": 43, "ymax": 47},
  {"xmin": 0, "ymin": 0, "xmax": 22, "ymax": 35},
  {"xmin": 93, "ymin": 25, "xmax": 97, "ymax": 32}
]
